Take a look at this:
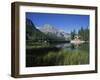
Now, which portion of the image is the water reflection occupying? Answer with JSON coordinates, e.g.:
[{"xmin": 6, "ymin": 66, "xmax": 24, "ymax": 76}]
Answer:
[
  {"xmin": 51, "ymin": 42, "xmax": 84, "ymax": 50},
  {"xmin": 55, "ymin": 43, "xmax": 71, "ymax": 48}
]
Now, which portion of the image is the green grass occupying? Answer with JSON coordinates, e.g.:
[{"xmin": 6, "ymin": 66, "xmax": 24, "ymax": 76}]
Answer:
[
  {"xmin": 42, "ymin": 49, "xmax": 89, "ymax": 65},
  {"xmin": 26, "ymin": 43, "xmax": 89, "ymax": 66}
]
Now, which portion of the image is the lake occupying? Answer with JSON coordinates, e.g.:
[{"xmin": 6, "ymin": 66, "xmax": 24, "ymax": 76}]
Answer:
[{"xmin": 26, "ymin": 42, "xmax": 89, "ymax": 67}]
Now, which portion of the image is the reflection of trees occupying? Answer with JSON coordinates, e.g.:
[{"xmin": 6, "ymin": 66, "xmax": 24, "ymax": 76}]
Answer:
[
  {"xmin": 71, "ymin": 44, "xmax": 75, "ymax": 49},
  {"xmin": 71, "ymin": 43, "xmax": 80, "ymax": 49}
]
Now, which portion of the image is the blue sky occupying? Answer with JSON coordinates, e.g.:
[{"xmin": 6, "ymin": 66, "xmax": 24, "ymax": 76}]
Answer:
[{"xmin": 26, "ymin": 12, "xmax": 89, "ymax": 33}]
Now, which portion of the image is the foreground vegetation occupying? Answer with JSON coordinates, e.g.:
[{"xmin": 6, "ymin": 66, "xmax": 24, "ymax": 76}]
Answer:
[
  {"xmin": 26, "ymin": 43, "xmax": 89, "ymax": 67},
  {"xmin": 42, "ymin": 48, "xmax": 89, "ymax": 65}
]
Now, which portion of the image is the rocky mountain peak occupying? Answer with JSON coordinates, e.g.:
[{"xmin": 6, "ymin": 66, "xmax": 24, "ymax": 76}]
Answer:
[{"xmin": 39, "ymin": 24, "xmax": 71, "ymax": 40}]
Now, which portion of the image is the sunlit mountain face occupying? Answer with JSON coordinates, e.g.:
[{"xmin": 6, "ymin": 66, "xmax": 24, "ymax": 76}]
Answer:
[{"xmin": 39, "ymin": 24, "xmax": 71, "ymax": 40}]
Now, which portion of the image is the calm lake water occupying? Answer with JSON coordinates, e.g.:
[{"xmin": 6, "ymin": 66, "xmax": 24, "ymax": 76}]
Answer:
[{"xmin": 26, "ymin": 43, "xmax": 89, "ymax": 67}]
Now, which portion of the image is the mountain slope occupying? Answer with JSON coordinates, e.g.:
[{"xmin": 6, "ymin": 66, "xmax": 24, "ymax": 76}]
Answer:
[{"xmin": 26, "ymin": 18, "xmax": 47, "ymax": 41}]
